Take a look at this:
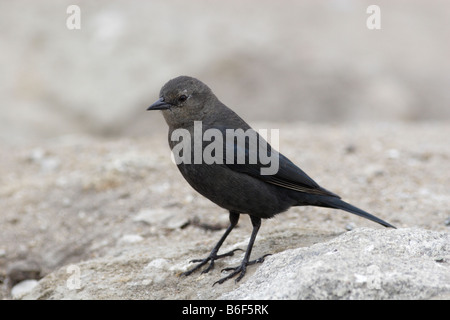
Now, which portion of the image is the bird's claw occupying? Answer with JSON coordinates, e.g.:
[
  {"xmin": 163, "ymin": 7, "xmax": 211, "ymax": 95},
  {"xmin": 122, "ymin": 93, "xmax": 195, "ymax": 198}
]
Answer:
[
  {"xmin": 212, "ymin": 253, "xmax": 272, "ymax": 286},
  {"xmin": 181, "ymin": 248, "xmax": 243, "ymax": 277}
]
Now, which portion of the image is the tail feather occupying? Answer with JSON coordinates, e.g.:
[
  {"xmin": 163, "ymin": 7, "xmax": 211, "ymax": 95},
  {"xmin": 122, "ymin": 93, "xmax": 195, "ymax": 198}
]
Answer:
[{"xmin": 321, "ymin": 197, "xmax": 396, "ymax": 228}]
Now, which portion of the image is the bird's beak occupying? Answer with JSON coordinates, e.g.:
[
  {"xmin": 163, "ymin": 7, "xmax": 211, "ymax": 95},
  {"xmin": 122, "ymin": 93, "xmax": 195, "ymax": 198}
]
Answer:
[{"xmin": 147, "ymin": 97, "xmax": 171, "ymax": 111}]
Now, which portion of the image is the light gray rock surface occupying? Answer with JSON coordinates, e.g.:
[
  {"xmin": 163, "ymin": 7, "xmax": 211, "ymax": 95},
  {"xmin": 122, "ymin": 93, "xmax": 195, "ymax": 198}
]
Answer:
[
  {"xmin": 21, "ymin": 228, "xmax": 449, "ymax": 300},
  {"xmin": 1, "ymin": 122, "xmax": 449, "ymax": 299},
  {"xmin": 221, "ymin": 228, "xmax": 450, "ymax": 300}
]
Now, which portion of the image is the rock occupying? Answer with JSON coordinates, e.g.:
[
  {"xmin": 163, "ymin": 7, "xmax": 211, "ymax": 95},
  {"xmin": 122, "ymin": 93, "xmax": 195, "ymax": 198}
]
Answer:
[
  {"xmin": 221, "ymin": 228, "xmax": 450, "ymax": 300},
  {"xmin": 28, "ymin": 148, "xmax": 60, "ymax": 172},
  {"xmin": 1, "ymin": 123, "xmax": 449, "ymax": 299},
  {"xmin": 117, "ymin": 234, "xmax": 144, "ymax": 245},
  {"xmin": 133, "ymin": 208, "xmax": 190, "ymax": 230},
  {"xmin": 22, "ymin": 228, "xmax": 449, "ymax": 300},
  {"xmin": 11, "ymin": 280, "xmax": 38, "ymax": 299},
  {"xmin": 133, "ymin": 208, "xmax": 167, "ymax": 225}
]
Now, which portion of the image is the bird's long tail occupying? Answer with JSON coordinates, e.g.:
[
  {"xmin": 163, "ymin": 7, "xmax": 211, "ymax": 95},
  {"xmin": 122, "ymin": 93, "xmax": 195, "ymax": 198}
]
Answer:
[{"xmin": 320, "ymin": 197, "xmax": 396, "ymax": 228}]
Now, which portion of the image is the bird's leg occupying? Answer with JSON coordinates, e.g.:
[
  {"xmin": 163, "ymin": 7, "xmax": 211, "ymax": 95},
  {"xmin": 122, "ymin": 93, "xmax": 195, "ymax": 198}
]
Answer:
[
  {"xmin": 181, "ymin": 211, "xmax": 242, "ymax": 277},
  {"xmin": 213, "ymin": 215, "xmax": 269, "ymax": 285}
]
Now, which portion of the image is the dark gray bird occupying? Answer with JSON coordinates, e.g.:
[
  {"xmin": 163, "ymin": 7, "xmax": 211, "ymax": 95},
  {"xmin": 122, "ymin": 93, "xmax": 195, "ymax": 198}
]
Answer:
[{"xmin": 147, "ymin": 76, "xmax": 395, "ymax": 285}]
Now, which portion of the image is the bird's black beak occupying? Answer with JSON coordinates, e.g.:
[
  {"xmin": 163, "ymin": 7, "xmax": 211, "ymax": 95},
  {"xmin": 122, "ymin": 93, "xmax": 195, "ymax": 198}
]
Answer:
[{"xmin": 147, "ymin": 97, "xmax": 171, "ymax": 111}]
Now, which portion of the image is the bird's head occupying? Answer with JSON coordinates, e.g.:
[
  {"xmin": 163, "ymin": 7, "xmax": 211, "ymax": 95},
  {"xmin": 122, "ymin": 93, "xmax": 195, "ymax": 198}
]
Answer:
[{"xmin": 147, "ymin": 76, "xmax": 215, "ymax": 128}]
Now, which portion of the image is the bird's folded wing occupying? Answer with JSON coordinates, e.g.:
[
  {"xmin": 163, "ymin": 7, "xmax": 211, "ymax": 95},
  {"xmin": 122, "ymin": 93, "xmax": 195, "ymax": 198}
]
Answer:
[{"xmin": 221, "ymin": 130, "xmax": 340, "ymax": 198}]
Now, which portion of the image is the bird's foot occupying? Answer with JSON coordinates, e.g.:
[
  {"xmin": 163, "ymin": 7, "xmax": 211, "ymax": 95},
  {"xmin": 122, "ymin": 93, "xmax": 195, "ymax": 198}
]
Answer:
[
  {"xmin": 181, "ymin": 248, "xmax": 243, "ymax": 277},
  {"xmin": 213, "ymin": 254, "xmax": 272, "ymax": 286}
]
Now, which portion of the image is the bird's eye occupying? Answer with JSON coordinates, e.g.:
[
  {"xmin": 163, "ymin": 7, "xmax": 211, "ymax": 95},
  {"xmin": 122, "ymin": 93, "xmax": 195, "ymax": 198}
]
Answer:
[{"xmin": 178, "ymin": 95, "xmax": 188, "ymax": 102}]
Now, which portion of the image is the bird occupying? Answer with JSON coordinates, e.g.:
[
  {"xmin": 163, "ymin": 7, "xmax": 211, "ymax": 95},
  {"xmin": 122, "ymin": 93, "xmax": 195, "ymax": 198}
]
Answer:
[{"xmin": 147, "ymin": 75, "xmax": 396, "ymax": 285}]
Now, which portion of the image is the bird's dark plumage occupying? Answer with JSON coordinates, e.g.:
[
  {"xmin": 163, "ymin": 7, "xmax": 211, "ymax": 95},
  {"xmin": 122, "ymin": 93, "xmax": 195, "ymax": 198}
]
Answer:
[{"xmin": 147, "ymin": 76, "xmax": 395, "ymax": 284}]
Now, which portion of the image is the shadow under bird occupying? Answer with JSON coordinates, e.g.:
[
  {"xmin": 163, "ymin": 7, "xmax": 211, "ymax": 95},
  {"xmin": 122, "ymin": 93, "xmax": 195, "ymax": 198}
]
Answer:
[{"xmin": 147, "ymin": 76, "xmax": 396, "ymax": 285}]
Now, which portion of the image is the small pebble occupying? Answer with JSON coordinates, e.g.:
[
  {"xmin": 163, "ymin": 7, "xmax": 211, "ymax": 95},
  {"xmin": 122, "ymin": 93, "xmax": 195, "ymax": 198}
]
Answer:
[
  {"xmin": 11, "ymin": 279, "xmax": 38, "ymax": 299},
  {"xmin": 345, "ymin": 222, "xmax": 356, "ymax": 231},
  {"xmin": 118, "ymin": 234, "xmax": 144, "ymax": 244}
]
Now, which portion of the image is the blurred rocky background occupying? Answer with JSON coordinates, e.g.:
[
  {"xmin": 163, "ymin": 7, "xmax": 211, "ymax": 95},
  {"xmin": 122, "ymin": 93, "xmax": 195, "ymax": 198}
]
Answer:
[
  {"xmin": 1, "ymin": 0, "xmax": 449, "ymax": 144},
  {"xmin": 1, "ymin": 0, "xmax": 449, "ymax": 300}
]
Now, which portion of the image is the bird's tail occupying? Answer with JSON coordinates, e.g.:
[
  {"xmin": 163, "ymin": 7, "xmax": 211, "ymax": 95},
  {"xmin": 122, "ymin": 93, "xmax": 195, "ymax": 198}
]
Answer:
[{"xmin": 319, "ymin": 197, "xmax": 396, "ymax": 228}]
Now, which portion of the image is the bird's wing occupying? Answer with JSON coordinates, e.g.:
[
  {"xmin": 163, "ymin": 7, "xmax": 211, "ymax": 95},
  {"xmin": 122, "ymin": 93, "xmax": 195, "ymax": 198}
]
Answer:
[{"xmin": 217, "ymin": 128, "xmax": 340, "ymax": 198}]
